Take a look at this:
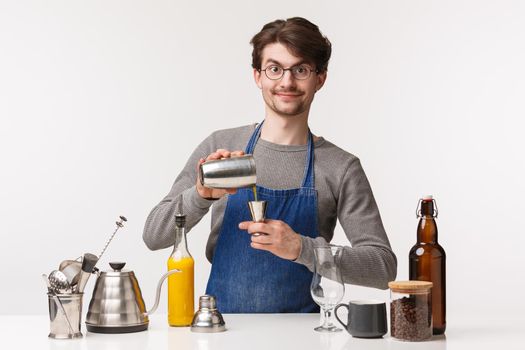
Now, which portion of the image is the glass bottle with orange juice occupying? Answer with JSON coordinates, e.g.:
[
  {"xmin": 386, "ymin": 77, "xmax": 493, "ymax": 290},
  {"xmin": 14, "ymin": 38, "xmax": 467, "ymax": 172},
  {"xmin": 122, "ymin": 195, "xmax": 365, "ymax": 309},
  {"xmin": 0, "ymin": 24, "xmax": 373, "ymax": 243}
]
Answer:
[{"xmin": 167, "ymin": 214, "xmax": 194, "ymax": 326}]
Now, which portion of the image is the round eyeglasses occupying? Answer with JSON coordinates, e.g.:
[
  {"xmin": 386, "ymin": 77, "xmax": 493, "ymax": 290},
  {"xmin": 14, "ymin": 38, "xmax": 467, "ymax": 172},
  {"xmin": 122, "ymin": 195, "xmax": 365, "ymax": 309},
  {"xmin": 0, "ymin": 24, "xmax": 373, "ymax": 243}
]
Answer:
[{"xmin": 259, "ymin": 64, "xmax": 318, "ymax": 80}]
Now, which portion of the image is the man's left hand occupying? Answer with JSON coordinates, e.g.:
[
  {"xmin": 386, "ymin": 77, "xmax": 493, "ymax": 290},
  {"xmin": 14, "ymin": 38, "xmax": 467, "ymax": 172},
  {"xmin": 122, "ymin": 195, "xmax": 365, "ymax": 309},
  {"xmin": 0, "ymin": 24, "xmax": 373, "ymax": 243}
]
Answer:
[{"xmin": 238, "ymin": 219, "xmax": 302, "ymax": 260}]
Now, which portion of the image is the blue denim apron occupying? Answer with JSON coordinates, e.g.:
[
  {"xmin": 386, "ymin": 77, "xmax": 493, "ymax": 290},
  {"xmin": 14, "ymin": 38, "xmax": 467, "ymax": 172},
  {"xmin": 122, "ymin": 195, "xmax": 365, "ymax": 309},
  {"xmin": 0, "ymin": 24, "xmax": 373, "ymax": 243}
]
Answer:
[{"xmin": 205, "ymin": 121, "xmax": 320, "ymax": 313}]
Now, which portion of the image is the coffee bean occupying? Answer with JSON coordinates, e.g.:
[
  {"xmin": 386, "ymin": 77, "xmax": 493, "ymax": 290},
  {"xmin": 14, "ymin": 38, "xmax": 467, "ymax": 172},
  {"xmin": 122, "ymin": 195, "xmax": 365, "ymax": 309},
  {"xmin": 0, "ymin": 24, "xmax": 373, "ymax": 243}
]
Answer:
[{"xmin": 390, "ymin": 296, "xmax": 432, "ymax": 341}]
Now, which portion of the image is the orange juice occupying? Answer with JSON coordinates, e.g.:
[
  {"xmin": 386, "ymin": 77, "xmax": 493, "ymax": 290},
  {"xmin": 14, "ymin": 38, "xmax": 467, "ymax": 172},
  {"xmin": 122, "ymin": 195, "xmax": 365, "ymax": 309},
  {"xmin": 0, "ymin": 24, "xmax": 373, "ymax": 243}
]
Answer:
[
  {"xmin": 167, "ymin": 213, "xmax": 195, "ymax": 327},
  {"xmin": 167, "ymin": 256, "xmax": 194, "ymax": 326}
]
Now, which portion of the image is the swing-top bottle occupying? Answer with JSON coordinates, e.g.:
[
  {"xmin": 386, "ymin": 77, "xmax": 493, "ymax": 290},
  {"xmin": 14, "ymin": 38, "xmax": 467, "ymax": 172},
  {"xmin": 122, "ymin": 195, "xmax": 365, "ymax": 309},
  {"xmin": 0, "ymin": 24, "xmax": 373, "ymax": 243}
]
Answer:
[
  {"xmin": 409, "ymin": 195, "xmax": 446, "ymax": 335},
  {"xmin": 167, "ymin": 213, "xmax": 195, "ymax": 326}
]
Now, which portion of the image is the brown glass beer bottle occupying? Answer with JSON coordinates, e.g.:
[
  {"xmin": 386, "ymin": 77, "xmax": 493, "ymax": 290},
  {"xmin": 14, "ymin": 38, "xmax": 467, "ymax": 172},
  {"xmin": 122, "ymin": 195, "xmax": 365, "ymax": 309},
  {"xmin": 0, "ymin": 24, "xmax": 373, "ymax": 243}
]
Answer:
[{"xmin": 409, "ymin": 195, "xmax": 446, "ymax": 335}]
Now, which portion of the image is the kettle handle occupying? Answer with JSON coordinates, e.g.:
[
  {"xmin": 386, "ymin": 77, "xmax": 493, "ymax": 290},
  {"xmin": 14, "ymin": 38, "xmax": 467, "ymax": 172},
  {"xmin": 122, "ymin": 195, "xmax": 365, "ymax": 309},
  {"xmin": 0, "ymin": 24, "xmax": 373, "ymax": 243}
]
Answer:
[{"xmin": 144, "ymin": 269, "xmax": 181, "ymax": 316}]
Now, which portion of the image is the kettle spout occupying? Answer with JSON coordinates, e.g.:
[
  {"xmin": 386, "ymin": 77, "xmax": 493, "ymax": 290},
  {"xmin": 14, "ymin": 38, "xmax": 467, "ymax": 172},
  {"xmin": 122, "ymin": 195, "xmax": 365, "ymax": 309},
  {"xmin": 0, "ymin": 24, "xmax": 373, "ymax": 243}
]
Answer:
[{"xmin": 143, "ymin": 269, "xmax": 180, "ymax": 316}]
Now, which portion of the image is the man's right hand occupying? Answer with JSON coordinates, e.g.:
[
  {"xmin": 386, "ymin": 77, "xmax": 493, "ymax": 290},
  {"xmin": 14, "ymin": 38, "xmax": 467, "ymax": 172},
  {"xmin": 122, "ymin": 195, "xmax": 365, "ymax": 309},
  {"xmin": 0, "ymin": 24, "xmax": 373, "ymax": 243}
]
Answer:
[{"xmin": 196, "ymin": 149, "xmax": 245, "ymax": 199}]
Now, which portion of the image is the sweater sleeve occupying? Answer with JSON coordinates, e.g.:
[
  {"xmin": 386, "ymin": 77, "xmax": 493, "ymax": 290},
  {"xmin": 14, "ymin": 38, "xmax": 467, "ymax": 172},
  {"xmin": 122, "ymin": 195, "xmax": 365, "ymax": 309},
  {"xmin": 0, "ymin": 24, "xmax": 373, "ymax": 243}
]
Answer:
[
  {"xmin": 142, "ymin": 134, "xmax": 217, "ymax": 251},
  {"xmin": 295, "ymin": 158, "xmax": 397, "ymax": 289}
]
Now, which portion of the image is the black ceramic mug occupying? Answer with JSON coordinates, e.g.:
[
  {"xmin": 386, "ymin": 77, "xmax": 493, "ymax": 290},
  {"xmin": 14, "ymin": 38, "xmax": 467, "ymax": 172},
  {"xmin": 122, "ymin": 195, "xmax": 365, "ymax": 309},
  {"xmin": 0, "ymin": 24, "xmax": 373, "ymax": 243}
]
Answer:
[{"xmin": 335, "ymin": 300, "xmax": 387, "ymax": 338}]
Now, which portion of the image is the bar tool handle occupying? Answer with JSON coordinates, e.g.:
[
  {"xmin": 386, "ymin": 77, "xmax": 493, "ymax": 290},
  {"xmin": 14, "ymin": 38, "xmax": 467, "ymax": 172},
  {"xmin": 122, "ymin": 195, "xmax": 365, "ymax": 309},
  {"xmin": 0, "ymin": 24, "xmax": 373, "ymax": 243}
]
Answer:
[{"xmin": 98, "ymin": 216, "xmax": 127, "ymax": 260}]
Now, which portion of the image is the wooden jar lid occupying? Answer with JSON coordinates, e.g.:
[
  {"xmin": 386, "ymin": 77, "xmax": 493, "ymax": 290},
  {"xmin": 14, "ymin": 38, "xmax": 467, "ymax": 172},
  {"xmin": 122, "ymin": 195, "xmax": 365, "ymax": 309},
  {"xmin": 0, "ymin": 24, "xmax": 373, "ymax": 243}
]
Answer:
[{"xmin": 388, "ymin": 280, "xmax": 433, "ymax": 294}]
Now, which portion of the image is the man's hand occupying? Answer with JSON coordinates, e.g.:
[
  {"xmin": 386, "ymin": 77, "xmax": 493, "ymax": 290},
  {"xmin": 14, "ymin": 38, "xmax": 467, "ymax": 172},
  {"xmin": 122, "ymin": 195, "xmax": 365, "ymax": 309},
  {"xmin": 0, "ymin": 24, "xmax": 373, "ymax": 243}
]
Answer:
[
  {"xmin": 238, "ymin": 219, "xmax": 302, "ymax": 260},
  {"xmin": 196, "ymin": 149, "xmax": 245, "ymax": 199}
]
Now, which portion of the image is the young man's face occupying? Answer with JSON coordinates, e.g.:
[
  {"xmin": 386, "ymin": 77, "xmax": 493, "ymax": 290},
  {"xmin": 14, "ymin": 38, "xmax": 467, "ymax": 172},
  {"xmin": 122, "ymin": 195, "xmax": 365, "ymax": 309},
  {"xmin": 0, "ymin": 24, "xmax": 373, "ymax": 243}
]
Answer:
[{"xmin": 254, "ymin": 43, "xmax": 326, "ymax": 119}]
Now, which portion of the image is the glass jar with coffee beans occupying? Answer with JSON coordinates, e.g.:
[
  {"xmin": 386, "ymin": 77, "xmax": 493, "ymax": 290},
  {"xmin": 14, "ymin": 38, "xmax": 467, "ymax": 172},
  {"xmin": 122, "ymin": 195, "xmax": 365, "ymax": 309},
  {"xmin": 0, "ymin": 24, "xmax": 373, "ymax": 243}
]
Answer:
[{"xmin": 388, "ymin": 281, "xmax": 433, "ymax": 341}]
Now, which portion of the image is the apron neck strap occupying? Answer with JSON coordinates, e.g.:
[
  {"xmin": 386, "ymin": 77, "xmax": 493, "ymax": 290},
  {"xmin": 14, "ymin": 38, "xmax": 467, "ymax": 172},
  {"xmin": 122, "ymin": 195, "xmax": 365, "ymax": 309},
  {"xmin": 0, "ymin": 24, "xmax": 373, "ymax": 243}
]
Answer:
[
  {"xmin": 245, "ymin": 120, "xmax": 315, "ymax": 189},
  {"xmin": 245, "ymin": 122, "xmax": 263, "ymax": 154}
]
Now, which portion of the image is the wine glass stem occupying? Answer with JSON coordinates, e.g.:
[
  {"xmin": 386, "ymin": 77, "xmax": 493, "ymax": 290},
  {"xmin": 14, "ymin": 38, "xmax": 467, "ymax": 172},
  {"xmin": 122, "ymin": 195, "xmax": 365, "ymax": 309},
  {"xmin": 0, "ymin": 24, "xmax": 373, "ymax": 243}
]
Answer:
[{"xmin": 322, "ymin": 308, "xmax": 334, "ymax": 328}]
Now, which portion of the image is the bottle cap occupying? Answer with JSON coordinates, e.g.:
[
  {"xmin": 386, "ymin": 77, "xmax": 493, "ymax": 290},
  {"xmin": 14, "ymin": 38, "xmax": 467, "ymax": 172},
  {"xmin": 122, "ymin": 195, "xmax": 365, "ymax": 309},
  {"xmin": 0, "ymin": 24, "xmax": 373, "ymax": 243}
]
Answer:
[
  {"xmin": 175, "ymin": 214, "xmax": 186, "ymax": 227},
  {"xmin": 198, "ymin": 295, "xmax": 217, "ymax": 309},
  {"xmin": 422, "ymin": 195, "xmax": 433, "ymax": 201}
]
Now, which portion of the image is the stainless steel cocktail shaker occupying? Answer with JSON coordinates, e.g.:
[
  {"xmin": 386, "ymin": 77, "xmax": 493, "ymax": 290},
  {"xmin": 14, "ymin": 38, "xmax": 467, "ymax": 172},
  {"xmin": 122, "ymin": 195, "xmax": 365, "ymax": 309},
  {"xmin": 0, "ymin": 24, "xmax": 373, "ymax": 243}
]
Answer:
[
  {"xmin": 190, "ymin": 295, "xmax": 226, "ymax": 333},
  {"xmin": 199, "ymin": 155, "xmax": 256, "ymax": 189}
]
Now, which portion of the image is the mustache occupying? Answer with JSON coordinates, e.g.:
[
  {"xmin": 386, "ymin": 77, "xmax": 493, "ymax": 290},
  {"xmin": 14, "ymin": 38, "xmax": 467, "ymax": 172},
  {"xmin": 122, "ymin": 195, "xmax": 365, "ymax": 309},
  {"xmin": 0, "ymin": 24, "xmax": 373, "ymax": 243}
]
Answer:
[{"xmin": 271, "ymin": 88, "xmax": 303, "ymax": 95}]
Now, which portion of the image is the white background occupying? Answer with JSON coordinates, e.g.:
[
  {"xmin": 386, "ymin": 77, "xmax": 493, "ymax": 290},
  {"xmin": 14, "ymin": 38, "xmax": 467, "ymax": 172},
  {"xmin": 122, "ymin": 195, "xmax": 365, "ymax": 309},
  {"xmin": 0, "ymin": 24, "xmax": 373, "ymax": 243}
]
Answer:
[{"xmin": 1, "ymin": 0, "xmax": 524, "ymax": 322}]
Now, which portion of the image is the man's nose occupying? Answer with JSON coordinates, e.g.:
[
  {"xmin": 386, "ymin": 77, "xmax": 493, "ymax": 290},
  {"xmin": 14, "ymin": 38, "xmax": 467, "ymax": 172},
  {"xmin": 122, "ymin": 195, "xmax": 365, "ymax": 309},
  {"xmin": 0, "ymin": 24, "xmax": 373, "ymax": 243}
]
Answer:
[{"xmin": 279, "ymin": 70, "xmax": 296, "ymax": 88}]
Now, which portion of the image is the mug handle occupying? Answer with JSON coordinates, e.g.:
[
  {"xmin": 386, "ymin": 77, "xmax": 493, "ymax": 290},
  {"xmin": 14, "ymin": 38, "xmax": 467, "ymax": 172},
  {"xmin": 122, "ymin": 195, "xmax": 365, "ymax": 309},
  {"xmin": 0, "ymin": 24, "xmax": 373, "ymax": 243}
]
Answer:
[{"xmin": 334, "ymin": 303, "xmax": 349, "ymax": 328}]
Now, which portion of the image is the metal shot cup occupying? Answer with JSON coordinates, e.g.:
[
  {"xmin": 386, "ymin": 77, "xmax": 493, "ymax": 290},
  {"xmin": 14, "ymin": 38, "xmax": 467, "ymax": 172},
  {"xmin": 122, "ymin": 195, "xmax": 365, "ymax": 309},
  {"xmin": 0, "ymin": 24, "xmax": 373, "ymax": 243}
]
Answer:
[
  {"xmin": 248, "ymin": 200, "xmax": 267, "ymax": 222},
  {"xmin": 199, "ymin": 155, "xmax": 256, "ymax": 189},
  {"xmin": 47, "ymin": 293, "xmax": 83, "ymax": 339},
  {"xmin": 248, "ymin": 200, "xmax": 267, "ymax": 237}
]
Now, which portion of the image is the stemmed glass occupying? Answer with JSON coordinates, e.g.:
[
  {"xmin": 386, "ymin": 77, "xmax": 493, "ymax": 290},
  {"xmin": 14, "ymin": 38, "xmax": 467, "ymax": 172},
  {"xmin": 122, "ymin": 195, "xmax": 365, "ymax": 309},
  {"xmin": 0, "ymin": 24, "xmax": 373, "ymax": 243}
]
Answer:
[{"xmin": 310, "ymin": 245, "xmax": 345, "ymax": 332}]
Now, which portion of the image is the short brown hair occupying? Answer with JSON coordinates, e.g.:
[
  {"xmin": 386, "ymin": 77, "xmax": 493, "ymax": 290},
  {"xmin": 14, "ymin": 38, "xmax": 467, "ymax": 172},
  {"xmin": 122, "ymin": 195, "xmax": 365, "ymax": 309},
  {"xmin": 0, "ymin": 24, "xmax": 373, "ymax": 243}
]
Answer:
[{"xmin": 250, "ymin": 17, "xmax": 332, "ymax": 72}]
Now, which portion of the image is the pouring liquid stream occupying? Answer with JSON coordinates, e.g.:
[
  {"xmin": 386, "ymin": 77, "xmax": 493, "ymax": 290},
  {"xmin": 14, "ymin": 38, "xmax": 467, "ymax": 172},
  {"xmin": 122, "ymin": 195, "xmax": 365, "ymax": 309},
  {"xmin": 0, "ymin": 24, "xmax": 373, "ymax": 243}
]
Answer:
[{"xmin": 252, "ymin": 185, "xmax": 258, "ymax": 202}]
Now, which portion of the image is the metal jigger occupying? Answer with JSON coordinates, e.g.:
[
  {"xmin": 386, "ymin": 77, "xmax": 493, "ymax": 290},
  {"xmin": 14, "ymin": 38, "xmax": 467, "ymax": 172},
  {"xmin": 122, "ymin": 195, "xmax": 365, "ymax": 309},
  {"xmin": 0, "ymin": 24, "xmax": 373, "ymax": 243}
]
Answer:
[{"xmin": 247, "ymin": 200, "xmax": 267, "ymax": 237}]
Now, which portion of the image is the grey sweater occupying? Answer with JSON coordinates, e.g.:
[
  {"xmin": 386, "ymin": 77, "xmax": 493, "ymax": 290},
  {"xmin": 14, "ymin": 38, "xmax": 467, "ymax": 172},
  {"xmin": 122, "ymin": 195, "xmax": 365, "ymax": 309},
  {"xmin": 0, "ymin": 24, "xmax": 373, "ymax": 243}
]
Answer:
[{"xmin": 143, "ymin": 124, "xmax": 397, "ymax": 289}]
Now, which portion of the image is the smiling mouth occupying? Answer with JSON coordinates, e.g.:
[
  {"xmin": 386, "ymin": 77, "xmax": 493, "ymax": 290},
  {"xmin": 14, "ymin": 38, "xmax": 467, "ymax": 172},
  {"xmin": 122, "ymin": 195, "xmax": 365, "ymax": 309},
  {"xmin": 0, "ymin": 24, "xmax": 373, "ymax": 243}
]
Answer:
[{"xmin": 274, "ymin": 92, "xmax": 302, "ymax": 98}]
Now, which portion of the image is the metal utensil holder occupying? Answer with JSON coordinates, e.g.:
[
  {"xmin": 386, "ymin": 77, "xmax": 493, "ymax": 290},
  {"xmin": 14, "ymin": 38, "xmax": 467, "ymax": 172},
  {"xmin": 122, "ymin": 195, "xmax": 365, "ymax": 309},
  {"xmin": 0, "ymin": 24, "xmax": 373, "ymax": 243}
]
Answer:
[{"xmin": 47, "ymin": 293, "xmax": 83, "ymax": 339}]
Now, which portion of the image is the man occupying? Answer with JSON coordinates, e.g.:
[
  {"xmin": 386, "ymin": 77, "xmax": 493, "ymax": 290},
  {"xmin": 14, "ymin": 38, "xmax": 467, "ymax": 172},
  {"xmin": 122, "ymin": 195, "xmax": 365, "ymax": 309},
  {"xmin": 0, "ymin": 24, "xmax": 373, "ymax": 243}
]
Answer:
[{"xmin": 143, "ymin": 17, "xmax": 397, "ymax": 313}]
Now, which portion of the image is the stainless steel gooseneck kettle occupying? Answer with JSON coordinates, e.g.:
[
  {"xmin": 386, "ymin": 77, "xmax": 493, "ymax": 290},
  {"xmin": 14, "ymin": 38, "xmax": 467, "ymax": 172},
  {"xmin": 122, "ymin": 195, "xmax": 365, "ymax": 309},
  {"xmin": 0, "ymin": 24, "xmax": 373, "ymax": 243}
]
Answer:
[{"xmin": 86, "ymin": 262, "xmax": 180, "ymax": 333}]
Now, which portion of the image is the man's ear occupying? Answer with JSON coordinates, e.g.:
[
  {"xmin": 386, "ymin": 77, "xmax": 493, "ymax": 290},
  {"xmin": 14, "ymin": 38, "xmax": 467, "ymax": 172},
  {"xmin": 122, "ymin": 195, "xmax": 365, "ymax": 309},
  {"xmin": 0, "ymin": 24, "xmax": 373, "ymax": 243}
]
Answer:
[
  {"xmin": 315, "ymin": 71, "xmax": 327, "ymax": 91},
  {"xmin": 254, "ymin": 68, "xmax": 262, "ymax": 89}
]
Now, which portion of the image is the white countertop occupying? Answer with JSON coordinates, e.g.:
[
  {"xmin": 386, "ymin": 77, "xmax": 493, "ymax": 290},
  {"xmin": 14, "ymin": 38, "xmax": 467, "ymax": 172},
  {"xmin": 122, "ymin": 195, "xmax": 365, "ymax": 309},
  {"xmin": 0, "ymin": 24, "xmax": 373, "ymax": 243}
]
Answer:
[{"xmin": 0, "ymin": 314, "xmax": 521, "ymax": 350}]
